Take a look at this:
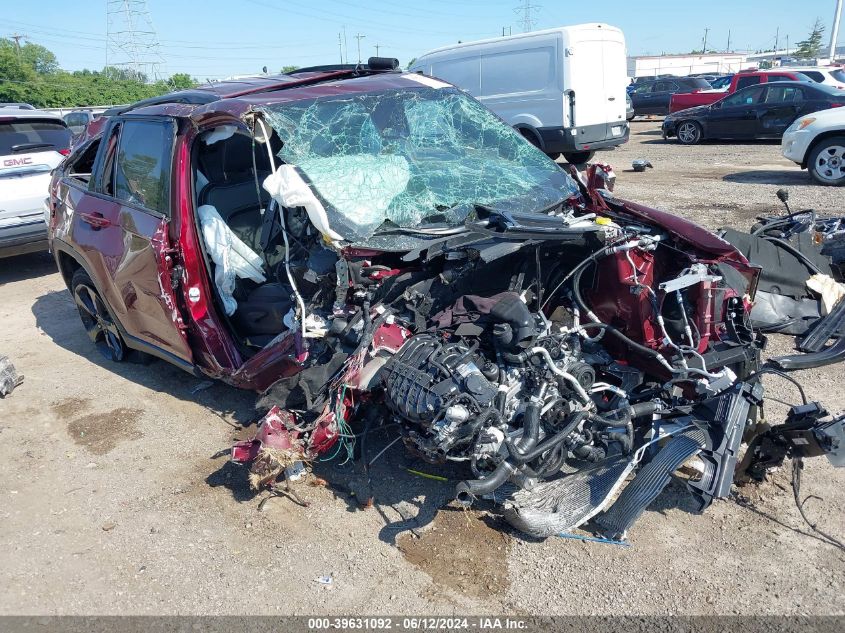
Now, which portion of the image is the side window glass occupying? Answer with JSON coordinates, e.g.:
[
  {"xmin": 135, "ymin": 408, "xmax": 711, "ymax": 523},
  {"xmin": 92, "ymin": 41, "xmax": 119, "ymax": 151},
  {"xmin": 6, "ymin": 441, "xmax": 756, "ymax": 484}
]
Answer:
[
  {"xmin": 723, "ymin": 85, "xmax": 764, "ymax": 106},
  {"xmin": 96, "ymin": 123, "xmax": 121, "ymax": 195},
  {"xmin": 113, "ymin": 120, "xmax": 174, "ymax": 215},
  {"xmin": 633, "ymin": 83, "xmax": 652, "ymax": 94},
  {"xmin": 66, "ymin": 139, "xmax": 101, "ymax": 185},
  {"xmin": 736, "ymin": 75, "xmax": 761, "ymax": 90}
]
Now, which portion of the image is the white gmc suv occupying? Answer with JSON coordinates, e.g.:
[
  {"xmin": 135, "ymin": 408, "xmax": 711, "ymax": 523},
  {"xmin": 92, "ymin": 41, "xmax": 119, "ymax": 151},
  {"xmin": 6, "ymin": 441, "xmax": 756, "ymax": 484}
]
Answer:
[
  {"xmin": 0, "ymin": 108, "xmax": 72, "ymax": 257},
  {"xmin": 782, "ymin": 106, "xmax": 845, "ymax": 186}
]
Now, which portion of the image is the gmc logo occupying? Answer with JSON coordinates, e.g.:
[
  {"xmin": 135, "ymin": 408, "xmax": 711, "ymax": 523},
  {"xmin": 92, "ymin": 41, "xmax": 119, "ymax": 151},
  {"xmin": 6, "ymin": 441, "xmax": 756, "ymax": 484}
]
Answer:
[{"xmin": 3, "ymin": 157, "xmax": 33, "ymax": 167}]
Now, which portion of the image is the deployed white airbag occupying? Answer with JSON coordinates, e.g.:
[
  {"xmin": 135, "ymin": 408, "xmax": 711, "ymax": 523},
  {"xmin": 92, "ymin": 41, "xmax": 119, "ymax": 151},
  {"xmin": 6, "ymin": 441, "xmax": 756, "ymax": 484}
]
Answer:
[
  {"xmin": 262, "ymin": 166, "xmax": 344, "ymax": 242},
  {"xmin": 197, "ymin": 204, "xmax": 266, "ymax": 315}
]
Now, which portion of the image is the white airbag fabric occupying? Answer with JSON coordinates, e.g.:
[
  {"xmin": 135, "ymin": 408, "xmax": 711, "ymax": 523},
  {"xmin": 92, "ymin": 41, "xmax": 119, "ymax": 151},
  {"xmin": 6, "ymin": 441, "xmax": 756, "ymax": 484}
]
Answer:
[
  {"xmin": 262, "ymin": 167, "xmax": 344, "ymax": 242},
  {"xmin": 807, "ymin": 273, "xmax": 845, "ymax": 315},
  {"xmin": 197, "ymin": 204, "xmax": 266, "ymax": 315}
]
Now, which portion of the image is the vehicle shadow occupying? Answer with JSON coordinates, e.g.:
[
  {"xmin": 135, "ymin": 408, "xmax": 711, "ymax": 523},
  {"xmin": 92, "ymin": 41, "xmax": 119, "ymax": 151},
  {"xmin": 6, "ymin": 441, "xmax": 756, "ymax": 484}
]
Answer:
[
  {"xmin": 722, "ymin": 170, "xmax": 811, "ymax": 185},
  {"xmin": 31, "ymin": 289, "xmax": 258, "ymax": 427},
  {"xmin": 0, "ymin": 251, "xmax": 56, "ymax": 285}
]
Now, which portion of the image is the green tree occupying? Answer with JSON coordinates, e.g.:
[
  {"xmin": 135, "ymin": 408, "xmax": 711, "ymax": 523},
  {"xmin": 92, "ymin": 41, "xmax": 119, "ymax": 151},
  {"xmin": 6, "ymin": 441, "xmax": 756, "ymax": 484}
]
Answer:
[
  {"xmin": 168, "ymin": 73, "xmax": 197, "ymax": 90},
  {"xmin": 795, "ymin": 18, "xmax": 825, "ymax": 59},
  {"xmin": 281, "ymin": 65, "xmax": 300, "ymax": 74}
]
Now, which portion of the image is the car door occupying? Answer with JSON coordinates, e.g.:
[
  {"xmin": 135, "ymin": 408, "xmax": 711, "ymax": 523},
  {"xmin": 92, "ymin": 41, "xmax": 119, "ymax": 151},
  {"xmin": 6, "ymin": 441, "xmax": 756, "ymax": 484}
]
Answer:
[
  {"xmin": 630, "ymin": 82, "xmax": 656, "ymax": 114},
  {"xmin": 707, "ymin": 85, "xmax": 765, "ymax": 138},
  {"xmin": 69, "ymin": 116, "xmax": 194, "ymax": 364},
  {"xmin": 757, "ymin": 85, "xmax": 805, "ymax": 137},
  {"xmin": 651, "ymin": 80, "xmax": 679, "ymax": 114}
]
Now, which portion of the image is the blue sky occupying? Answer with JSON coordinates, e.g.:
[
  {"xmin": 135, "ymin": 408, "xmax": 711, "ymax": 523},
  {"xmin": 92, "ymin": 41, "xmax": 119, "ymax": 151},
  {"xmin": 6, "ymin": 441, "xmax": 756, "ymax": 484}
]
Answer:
[{"xmin": 3, "ymin": 0, "xmax": 843, "ymax": 79}]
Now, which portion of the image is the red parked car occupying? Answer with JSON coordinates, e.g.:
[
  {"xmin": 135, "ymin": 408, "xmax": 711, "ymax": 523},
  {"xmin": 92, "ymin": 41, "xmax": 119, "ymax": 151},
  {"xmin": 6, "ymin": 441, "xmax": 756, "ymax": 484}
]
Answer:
[
  {"xmin": 669, "ymin": 70, "xmax": 815, "ymax": 113},
  {"xmin": 46, "ymin": 60, "xmax": 844, "ymax": 539}
]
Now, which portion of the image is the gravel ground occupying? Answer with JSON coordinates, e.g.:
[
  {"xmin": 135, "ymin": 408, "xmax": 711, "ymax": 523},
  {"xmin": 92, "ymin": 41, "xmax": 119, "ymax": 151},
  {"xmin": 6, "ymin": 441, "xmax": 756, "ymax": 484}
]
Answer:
[{"xmin": 0, "ymin": 120, "xmax": 843, "ymax": 616}]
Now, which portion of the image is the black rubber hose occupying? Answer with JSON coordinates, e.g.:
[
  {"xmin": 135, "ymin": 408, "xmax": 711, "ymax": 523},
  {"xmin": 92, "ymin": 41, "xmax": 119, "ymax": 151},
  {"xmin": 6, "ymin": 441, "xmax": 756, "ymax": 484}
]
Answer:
[
  {"xmin": 506, "ymin": 411, "xmax": 589, "ymax": 464},
  {"xmin": 454, "ymin": 461, "xmax": 514, "ymax": 505},
  {"xmin": 629, "ymin": 401, "xmax": 660, "ymax": 419},
  {"xmin": 573, "ymin": 444, "xmax": 606, "ymax": 462},
  {"xmin": 516, "ymin": 400, "xmax": 541, "ymax": 452}
]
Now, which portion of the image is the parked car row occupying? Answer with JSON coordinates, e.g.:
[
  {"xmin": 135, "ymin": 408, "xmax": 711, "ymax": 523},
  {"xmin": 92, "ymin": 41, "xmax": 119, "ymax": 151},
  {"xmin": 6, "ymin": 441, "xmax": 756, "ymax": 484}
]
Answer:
[{"xmin": 662, "ymin": 81, "xmax": 844, "ymax": 145}]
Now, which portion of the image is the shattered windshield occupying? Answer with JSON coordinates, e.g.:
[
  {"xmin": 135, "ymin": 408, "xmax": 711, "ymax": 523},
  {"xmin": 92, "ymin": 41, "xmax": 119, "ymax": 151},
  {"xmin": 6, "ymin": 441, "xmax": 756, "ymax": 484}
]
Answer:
[{"xmin": 259, "ymin": 85, "xmax": 579, "ymax": 241}]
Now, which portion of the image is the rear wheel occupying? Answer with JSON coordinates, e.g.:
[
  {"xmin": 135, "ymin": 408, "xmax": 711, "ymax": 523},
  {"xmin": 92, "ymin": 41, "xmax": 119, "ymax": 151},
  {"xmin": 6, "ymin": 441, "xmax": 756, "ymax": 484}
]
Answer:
[
  {"xmin": 808, "ymin": 136, "xmax": 845, "ymax": 186},
  {"xmin": 676, "ymin": 121, "xmax": 702, "ymax": 145},
  {"xmin": 563, "ymin": 151, "xmax": 594, "ymax": 165},
  {"xmin": 71, "ymin": 268, "xmax": 127, "ymax": 362}
]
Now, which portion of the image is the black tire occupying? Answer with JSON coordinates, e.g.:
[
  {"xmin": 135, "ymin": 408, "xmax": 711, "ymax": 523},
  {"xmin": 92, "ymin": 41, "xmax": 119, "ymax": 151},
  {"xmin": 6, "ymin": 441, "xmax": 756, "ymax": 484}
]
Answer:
[
  {"xmin": 676, "ymin": 120, "xmax": 702, "ymax": 145},
  {"xmin": 807, "ymin": 135, "xmax": 845, "ymax": 186},
  {"xmin": 518, "ymin": 127, "xmax": 542, "ymax": 149},
  {"xmin": 563, "ymin": 151, "xmax": 595, "ymax": 165},
  {"xmin": 545, "ymin": 152, "xmax": 562, "ymax": 160},
  {"xmin": 70, "ymin": 268, "xmax": 128, "ymax": 362}
]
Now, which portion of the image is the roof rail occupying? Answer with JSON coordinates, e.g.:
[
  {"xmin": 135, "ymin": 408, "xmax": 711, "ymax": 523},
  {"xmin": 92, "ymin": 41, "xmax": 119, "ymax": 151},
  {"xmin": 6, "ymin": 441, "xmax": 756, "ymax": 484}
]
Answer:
[{"xmin": 109, "ymin": 90, "xmax": 221, "ymax": 117}]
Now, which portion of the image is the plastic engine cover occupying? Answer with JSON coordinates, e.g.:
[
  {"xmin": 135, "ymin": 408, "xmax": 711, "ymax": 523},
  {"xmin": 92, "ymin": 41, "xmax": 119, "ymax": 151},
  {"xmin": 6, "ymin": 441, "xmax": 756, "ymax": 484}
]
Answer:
[{"xmin": 381, "ymin": 334, "xmax": 496, "ymax": 424}]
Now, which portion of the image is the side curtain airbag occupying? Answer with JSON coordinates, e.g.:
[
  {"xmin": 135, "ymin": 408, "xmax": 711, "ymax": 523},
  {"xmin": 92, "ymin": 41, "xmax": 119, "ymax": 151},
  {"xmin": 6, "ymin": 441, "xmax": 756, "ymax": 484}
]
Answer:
[{"xmin": 197, "ymin": 204, "xmax": 266, "ymax": 315}]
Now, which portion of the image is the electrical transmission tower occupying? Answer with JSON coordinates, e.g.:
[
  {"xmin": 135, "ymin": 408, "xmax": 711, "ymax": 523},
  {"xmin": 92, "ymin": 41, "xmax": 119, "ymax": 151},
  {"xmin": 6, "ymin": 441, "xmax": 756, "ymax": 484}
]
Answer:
[
  {"xmin": 106, "ymin": 0, "xmax": 166, "ymax": 82},
  {"xmin": 514, "ymin": 0, "xmax": 541, "ymax": 33}
]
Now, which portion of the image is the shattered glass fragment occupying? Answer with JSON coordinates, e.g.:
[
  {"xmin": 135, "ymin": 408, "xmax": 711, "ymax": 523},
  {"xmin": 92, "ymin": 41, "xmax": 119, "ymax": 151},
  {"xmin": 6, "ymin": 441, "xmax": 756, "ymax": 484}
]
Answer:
[{"xmin": 259, "ymin": 87, "xmax": 579, "ymax": 242}]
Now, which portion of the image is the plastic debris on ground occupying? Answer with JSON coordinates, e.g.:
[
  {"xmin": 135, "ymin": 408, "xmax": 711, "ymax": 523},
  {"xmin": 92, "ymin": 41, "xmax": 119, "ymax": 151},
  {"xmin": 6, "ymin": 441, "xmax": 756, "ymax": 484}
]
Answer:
[
  {"xmin": 631, "ymin": 159, "xmax": 653, "ymax": 172},
  {"xmin": 557, "ymin": 532, "xmax": 631, "ymax": 547},
  {"xmin": 0, "ymin": 356, "xmax": 24, "ymax": 398}
]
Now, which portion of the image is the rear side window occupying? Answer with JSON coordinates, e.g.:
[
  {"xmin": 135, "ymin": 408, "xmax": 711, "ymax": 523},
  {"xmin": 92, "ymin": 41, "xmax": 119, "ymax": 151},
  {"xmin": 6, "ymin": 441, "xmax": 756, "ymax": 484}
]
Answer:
[
  {"xmin": 832, "ymin": 69, "xmax": 845, "ymax": 83},
  {"xmin": 0, "ymin": 119, "xmax": 71, "ymax": 156},
  {"xmin": 764, "ymin": 86, "xmax": 804, "ymax": 103},
  {"xmin": 687, "ymin": 78, "xmax": 712, "ymax": 90},
  {"xmin": 736, "ymin": 75, "xmax": 761, "ymax": 90},
  {"xmin": 653, "ymin": 81, "xmax": 679, "ymax": 92},
  {"xmin": 113, "ymin": 120, "xmax": 174, "ymax": 215},
  {"xmin": 801, "ymin": 71, "xmax": 824, "ymax": 83},
  {"xmin": 480, "ymin": 47, "xmax": 554, "ymax": 95}
]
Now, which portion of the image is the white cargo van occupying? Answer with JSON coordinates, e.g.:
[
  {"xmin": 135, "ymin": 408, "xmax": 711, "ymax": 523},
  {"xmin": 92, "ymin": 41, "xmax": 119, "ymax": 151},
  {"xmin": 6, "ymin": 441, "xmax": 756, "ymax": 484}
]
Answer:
[{"xmin": 410, "ymin": 24, "xmax": 629, "ymax": 163}]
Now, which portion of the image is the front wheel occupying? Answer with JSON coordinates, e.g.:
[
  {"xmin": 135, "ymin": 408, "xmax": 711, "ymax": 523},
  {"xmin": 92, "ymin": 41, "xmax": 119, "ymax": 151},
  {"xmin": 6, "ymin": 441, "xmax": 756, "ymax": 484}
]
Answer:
[
  {"xmin": 808, "ymin": 136, "xmax": 845, "ymax": 186},
  {"xmin": 563, "ymin": 151, "xmax": 595, "ymax": 165},
  {"xmin": 676, "ymin": 121, "xmax": 702, "ymax": 145},
  {"xmin": 71, "ymin": 268, "xmax": 128, "ymax": 362}
]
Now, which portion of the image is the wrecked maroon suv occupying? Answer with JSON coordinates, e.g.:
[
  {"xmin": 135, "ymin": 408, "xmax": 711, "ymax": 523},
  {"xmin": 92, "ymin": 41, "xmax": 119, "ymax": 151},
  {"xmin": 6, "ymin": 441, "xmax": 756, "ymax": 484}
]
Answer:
[{"xmin": 47, "ymin": 60, "xmax": 844, "ymax": 540}]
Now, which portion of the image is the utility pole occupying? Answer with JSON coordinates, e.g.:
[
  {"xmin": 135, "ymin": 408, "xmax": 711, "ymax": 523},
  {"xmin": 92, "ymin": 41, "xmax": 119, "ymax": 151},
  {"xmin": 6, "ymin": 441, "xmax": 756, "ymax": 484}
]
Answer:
[
  {"xmin": 10, "ymin": 33, "xmax": 26, "ymax": 56},
  {"xmin": 514, "ymin": 0, "xmax": 540, "ymax": 33},
  {"xmin": 502, "ymin": 26, "xmax": 512, "ymax": 37},
  {"xmin": 786, "ymin": 34, "xmax": 790, "ymax": 57},
  {"xmin": 774, "ymin": 27, "xmax": 779, "ymax": 53},
  {"xmin": 355, "ymin": 33, "xmax": 366, "ymax": 64},
  {"xmin": 374, "ymin": 43, "xmax": 381, "ymax": 56},
  {"xmin": 830, "ymin": 0, "xmax": 843, "ymax": 63},
  {"xmin": 338, "ymin": 32, "xmax": 343, "ymax": 64},
  {"xmin": 702, "ymin": 27, "xmax": 709, "ymax": 53},
  {"xmin": 726, "ymin": 29, "xmax": 731, "ymax": 52},
  {"xmin": 343, "ymin": 26, "xmax": 348, "ymax": 64}
]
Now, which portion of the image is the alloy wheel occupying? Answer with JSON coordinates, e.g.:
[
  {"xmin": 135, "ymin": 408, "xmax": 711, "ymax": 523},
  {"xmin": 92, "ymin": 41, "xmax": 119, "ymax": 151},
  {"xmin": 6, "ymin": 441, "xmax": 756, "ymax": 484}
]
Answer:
[
  {"xmin": 73, "ymin": 283, "xmax": 127, "ymax": 361},
  {"xmin": 677, "ymin": 122, "xmax": 700, "ymax": 144}
]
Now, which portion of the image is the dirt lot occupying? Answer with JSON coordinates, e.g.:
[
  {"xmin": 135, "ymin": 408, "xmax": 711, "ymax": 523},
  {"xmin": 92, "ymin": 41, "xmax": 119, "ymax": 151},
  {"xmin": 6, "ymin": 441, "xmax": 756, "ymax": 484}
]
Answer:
[{"xmin": 1, "ymin": 120, "xmax": 843, "ymax": 616}]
